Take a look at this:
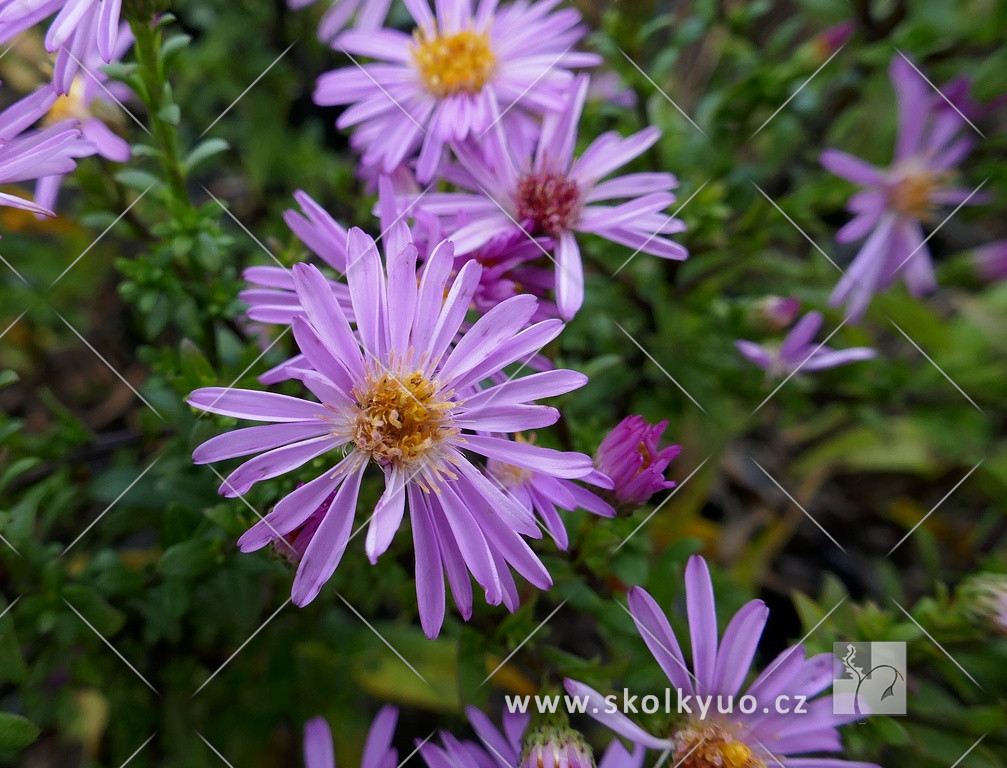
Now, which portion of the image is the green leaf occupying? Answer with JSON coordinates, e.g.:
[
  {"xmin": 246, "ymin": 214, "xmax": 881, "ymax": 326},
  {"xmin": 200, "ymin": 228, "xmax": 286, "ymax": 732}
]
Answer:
[
  {"xmin": 114, "ymin": 169, "xmax": 163, "ymax": 193},
  {"xmin": 158, "ymin": 539, "xmax": 220, "ymax": 579},
  {"xmin": 184, "ymin": 138, "xmax": 230, "ymax": 173},
  {"xmin": 157, "ymin": 104, "xmax": 181, "ymax": 126},
  {"xmin": 0, "ymin": 712, "xmax": 40, "ymax": 751}
]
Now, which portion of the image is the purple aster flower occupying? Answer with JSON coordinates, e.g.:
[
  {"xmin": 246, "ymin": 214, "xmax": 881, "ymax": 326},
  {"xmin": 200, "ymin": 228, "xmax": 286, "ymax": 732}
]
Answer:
[
  {"xmin": 303, "ymin": 707, "xmax": 398, "ymax": 768},
  {"xmin": 487, "ymin": 435, "xmax": 615, "ymax": 550},
  {"xmin": 747, "ymin": 296, "xmax": 801, "ymax": 333},
  {"xmin": 587, "ymin": 70, "xmax": 637, "ymax": 109},
  {"xmin": 420, "ymin": 706, "xmax": 645, "ymax": 768},
  {"xmin": 821, "ymin": 56, "xmax": 988, "ymax": 320},
  {"xmin": 189, "ymin": 228, "xmax": 595, "ymax": 637},
  {"xmin": 0, "ymin": 86, "xmax": 80, "ymax": 216},
  {"xmin": 33, "ymin": 25, "xmax": 133, "ymax": 214},
  {"xmin": 593, "ymin": 415, "xmax": 680, "ymax": 509},
  {"xmin": 288, "ymin": 0, "xmax": 392, "ymax": 44},
  {"xmin": 314, "ymin": 0, "xmax": 600, "ymax": 182},
  {"xmin": 566, "ymin": 556, "xmax": 880, "ymax": 768},
  {"xmin": 416, "ymin": 75, "xmax": 687, "ymax": 318},
  {"xmin": 735, "ymin": 310, "xmax": 875, "ymax": 378},
  {"xmin": 972, "ymin": 241, "xmax": 1007, "ymax": 284},
  {"xmin": 0, "ymin": 0, "xmax": 125, "ymax": 94}
]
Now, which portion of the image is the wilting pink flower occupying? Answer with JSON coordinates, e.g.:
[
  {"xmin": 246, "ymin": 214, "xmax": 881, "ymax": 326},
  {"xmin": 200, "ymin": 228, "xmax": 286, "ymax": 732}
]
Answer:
[
  {"xmin": 420, "ymin": 707, "xmax": 645, "ymax": 768},
  {"xmin": 754, "ymin": 296, "xmax": 801, "ymax": 332},
  {"xmin": 416, "ymin": 75, "xmax": 687, "ymax": 318},
  {"xmin": 33, "ymin": 24, "xmax": 133, "ymax": 214},
  {"xmin": 190, "ymin": 229, "xmax": 595, "ymax": 637},
  {"xmin": 594, "ymin": 416, "xmax": 680, "ymax": 508},
  {"xmin": 0, "ymin": 0, "xmax": 125, "ymax": 94},
  {"xmin": 972, "ymin": 241, "xmax": 1007, "ymax": 284},
  {"xmin": 0, "ymin": 87, "xmax": 80, "ymax": 216},
  {"xmin": 314, "ymin": 0, "xmax": 599, "ymax": 182},
  {"xmin": 735, "ymin": 310, "xmax": 875, "ymax": 378},
  {"xmin": 821, "ymin": 56, "xmax": 988, "ymax": 320},
  {"xmin": 567, "ymin": 556, "xmax": 880, "ymax": 768},
  {"xmin": 303, "ymin": 707, "xmax": 398, "ymax": 768},
  {"xmin": 288, "ymin": 0, "xmax": 392, "ymax": 43}
]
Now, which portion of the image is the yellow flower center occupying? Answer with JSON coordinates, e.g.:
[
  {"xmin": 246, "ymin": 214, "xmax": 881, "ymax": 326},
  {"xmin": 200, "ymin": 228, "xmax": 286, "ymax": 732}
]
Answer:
[
  {"xmin": 412, "ymin": 25, "xmax": 495, "ymax": 97},
  {"xmin": 889, "ymin": 169, "xmax": 944, "ymax": 220},
  {"xmin": 45, "ymin": 77, "xmax": 89, "ymax": 125},
  {"xmin": 487, "ymin": 433, "xmax": 535, "ymax": 488},
  {"xmin": 351, "ymin": 367, "xmax": 458, "ymax": 471},
  {"xmin": 673, "ymin": 724, "xmax": 766, "ymax": 768}
]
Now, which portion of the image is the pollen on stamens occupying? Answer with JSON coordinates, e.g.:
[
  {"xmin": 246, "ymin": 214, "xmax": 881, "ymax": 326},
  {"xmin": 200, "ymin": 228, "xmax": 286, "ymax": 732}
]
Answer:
[
  {"xmin": 412, "ymin": 25, "xmax": 496, "ymax": 97},
  {"xmin": 673, "ymin": 723, "xmax": 767, "ymax": 768},
  {"xmin": 351, "ymin": 367, "xmax": 459, "ymax": 473},
  {"xmin": 515, "ymin": 171, "xmax": 582, "ymax": 237},
  {"xmin": 889, "ymin": 168, "xmax": 945, "ymax": 220}
]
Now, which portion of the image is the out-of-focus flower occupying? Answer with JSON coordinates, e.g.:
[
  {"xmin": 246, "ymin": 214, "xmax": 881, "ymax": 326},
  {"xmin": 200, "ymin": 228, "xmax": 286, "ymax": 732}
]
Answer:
[
  {"xmin": 314, "ymin": 0, "xmax": 599, "ymax": 182},
  {"xmin": 519, "ymin": 723, "xmax": 594, "ymax": 768},
  {"xmin": 593, "ymin": 415, "xmax": 679, "ymax": 509},
  {"xmin": 0, "ymin": 86, "xmax": 80, "ymax": 216},
  {"xmin": 972, "ymin": 241, "xmax": 1007, "ymax": 284},
  {"xmin": 288, "ymin": 0, "xmax": 392, "ymax": 44},
  {"xmin": 33, "ymin": 24, "xmax": 133, "ymax": 214},
  {"xmin": 821, "ymin": 56, "xmax": 988, "ymax": 320},
  {"xmin": 735, "ymin": 310, "xmax": 875, "ymax": 378},
  {"xmin": 0, "ymin": 0, "xmax": 125, "ymax": 94},
  {"xmin": 487, "ymin": 434, "xmax": 615, "ymax": 550},
  {"xmin": 958, "ymin": 573, "xmax": 1007, "ymax": 636},
  {"xmin": 303, "ymin": 707, "xmax": 398, "ymax": 768},
  {"xmin": 587, "ymin": 70, "xmax": 637, "ymax": 109},
  {"xmin": 416, "ymin": 75, "xmax": 687, "ymax": 318},
  {"xmin": 190, "ymin": 231, "xmax": 595, "ymax": 637},
  {"xmin": 747, "ymin": 296, "xmax": 801, "ymax": 333},
  {"xmin": 566, "ymin": 556, "xmax": 880, "ymax": 768},
  {"xmin": 810, "ymin": 19, "xmax": 854, "ymax": 61}
]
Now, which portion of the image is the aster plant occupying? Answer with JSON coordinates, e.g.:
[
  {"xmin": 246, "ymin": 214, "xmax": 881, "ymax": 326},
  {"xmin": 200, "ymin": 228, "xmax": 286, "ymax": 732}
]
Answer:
[{"xmin": 303, "ymin": 708, "xmax": 398, "ymax": 768}]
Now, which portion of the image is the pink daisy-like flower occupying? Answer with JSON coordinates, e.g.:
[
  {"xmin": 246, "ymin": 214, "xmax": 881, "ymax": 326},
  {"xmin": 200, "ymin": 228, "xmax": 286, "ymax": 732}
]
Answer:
[
  {"xmin": 32, "ymin": 24, "xmax": 133, "ymax": 214},
  {"xmin": 566, "ymin": 556, "xmax": 879, "ymax": 768},
  {"xmin": 821, "ymin": 56, "xmax": 988, "ymax": 320},
  {"xmin": 0, "ymin": 85, "xmax": 80, "ymax": 215},
  {"xmin": 594, "ymin": 415, "xmax": 680, "ymax": 509},
  {"xmin": 415, "ymin": 75, "xmax": 687, "ymax": 318},
  {"xmin": 734, "ymin": 311, "xmax": 875, "ymax": 379},
  {"xmin": 190, "ymin": 228, "xmax": 595, "ymax": 637},
  {"xmin": 420, "ymin": 706, "xmax": 645, "ymax": 768},
  {"xmin": 314, "ymin": 0, "xmax": 600, "ymax": 182},
  {"xmin": 303, "ymin": 707, "xmax": 398, "ymax": 768},
  {"xmin": 0, "ymin": 0, "xmax": 124, "ymax": 95},
  {"xmin": 288, "ymin": 0, "xmax": 392, "ymax": 44}
]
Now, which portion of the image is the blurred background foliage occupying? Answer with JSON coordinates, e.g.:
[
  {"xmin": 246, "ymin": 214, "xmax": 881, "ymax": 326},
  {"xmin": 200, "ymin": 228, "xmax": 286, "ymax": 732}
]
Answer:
[{"xmin": 1, "ymin": 0, "xmax": 1006, "ymax": 766}]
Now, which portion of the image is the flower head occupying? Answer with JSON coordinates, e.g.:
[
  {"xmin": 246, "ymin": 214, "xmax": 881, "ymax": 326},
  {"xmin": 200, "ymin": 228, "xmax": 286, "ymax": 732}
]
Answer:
[
  {"xmin": 314, "ymin": 0, "xmax": 599, "ymax": 182},
  {"xmin": 735, "ymin": 311, "xmax": 875, "ymax": 378},
  {"xmin": 303, "ymin": 707, "xmax": 398, "ymax": 768},
  {"xmin": 958, "ymin": 572, "xmax": 1007, "ymax": 636},
  {"xmin": 594, "ymin": 416, "xmax": 680, "ymax": 509},
  {"xmin": 566, "ymin": 556, "xmax": 879, "ymax": 768},
  {"xmin": 972, "ymin": 241, "xmax": 1007, "ymax": 284},
  {"xmin": 190, "ymin": 228, "xmax": 595, "ymax": 636},
  {"xmin": 416, "ymin": 75, "xmax": 687, "ymax": 318},
  {"xmin": 821, "ymin": 56, "xmax": 988, "ymax": 320}
]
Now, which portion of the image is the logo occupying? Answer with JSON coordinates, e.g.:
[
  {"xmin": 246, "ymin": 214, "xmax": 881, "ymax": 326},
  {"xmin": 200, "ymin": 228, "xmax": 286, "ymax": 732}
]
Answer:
[{"xmin": 832, "ymin": 641, "xmax": 906, "ymax": 716}]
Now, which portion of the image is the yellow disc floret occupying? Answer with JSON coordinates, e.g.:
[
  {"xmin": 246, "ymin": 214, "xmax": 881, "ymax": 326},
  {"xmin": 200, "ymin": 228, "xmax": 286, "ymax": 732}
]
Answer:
[
  {"xmin": 412, "ymin": 25, "xmax": 495, "ymax": 97},
  {"xmin": 889, "ymin": 168, "xmax": 945, "ymax": 221},
  {"xmin": 673, "ymin": 724, "xmax": 767, "ymax": 768}
]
